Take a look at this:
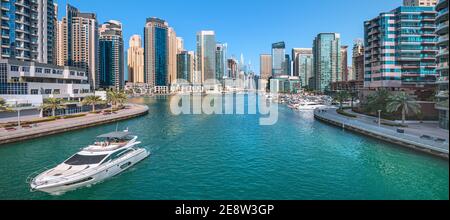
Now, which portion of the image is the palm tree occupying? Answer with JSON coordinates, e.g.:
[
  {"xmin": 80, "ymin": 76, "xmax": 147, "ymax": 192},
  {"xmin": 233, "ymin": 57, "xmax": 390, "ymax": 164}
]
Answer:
[
  {"xmin": 42, "ymin": 98, "xmax": 64, "ymax": 117},
  {"xmin": 107, "ymin": 89, "xmax": 118, "ymax": 108},
  {"xmin": 365, "ymin": 89, "xmax": 390, "ymax": 114},
  {"xmin": 333, "ymin": 90, "xmax": 350, "ymax": 110},
  {"xmin": 115, "ymin": 92, "xmax": 128, "ymax": 107},
  {"xmin": 82, "ymin": 95, "xmax": 103, "ymax": 112},
  {"xmin": 0, "ymin": 98, "xmax": 9, "ymax": 112},
  {"xmin": 107, "ymin": 89, "xmax": 128, "ymax": 108},
  {"xmin": 386, "ymin": 92, "xmax": 421, "ymax": 125}
]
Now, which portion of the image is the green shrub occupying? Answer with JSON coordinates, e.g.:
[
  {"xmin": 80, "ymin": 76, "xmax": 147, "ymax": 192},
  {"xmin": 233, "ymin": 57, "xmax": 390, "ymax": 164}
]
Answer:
[
  {"xmin": 337, "ymin": 109, "xmax": 358, "ymax": 118},
  {"xmin": 62, "ymin": 114, "xmax": 86, "ymax": 119}
]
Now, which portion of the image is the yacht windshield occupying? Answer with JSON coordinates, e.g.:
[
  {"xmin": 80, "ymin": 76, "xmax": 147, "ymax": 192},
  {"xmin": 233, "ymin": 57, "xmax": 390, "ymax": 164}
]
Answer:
[{"xmin": 65, "ymin": 154, "xmax": 107, "ymax": 166}]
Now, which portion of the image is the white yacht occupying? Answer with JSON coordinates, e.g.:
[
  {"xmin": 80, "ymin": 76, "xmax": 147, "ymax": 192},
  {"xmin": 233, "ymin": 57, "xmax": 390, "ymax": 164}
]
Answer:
[
  {"xmin": 29, "ymin": 130, "xmax": 150, "ymax": 194},
  {"xmin": 296, "ymin": 101, "xmax": 327, "ymax": 111}
]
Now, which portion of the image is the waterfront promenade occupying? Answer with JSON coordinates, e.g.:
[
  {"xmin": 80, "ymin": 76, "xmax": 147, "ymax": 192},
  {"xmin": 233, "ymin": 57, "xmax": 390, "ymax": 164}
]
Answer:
[
  {"xmin": 314, "ymin": 108, "xmax": 449, "ymax": 159},
  {"xmin": 0, "ymin": 104, "xmax": 149, "ymax": 145}
]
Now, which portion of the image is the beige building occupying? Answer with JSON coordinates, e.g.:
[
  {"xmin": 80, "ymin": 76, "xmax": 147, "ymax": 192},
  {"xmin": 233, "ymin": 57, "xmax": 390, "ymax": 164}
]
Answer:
[
  {"xmin": 55, "ymin": 20, "xmax": 66, "ymax": 67},
  {"xmin": 127, "ymin": 35, "xmax": 145, "ymax": 83},
  {"xmin": 168, "ymin": 27, "xmax": 178, "ymax": 85},
  {"xmin": 260, "ymin": 54, "xmax": 272, "ymax": 80},
  {"xmin": 176, "ymin": 37, "xmax": 184, "ymax": 54},
  {"xmin": 340, "ymin": 46, "xmax": 348, "ymax": 82},
  {"xmin": 403, "ymin": 0, "xmax": 437, "ymax": 6}
]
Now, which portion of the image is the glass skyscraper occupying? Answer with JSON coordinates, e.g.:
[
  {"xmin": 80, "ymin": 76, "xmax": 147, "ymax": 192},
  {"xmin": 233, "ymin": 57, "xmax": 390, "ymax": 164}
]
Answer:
[
  {"xmin": 296, "ymin": 48, "xmax": 313, "ymax": 88},
  {"xmin": 435, "ymin": 0, "xmax": 449, "ymax": 130},
  {"xmin": 177, "ymin": 51, "xmax": 192, "ymax": 83},
  {"xmin": 99, "ymin": 20, "xmax": 124, "ymax": 90},
  {"xmin": 196, "ymin": 31, "xmax": 216, "ymax": 83},
  {"xmin": 144, "ymin": 17, "xmax": 169, "ymax": 90},
  {"xmin": 215, "ymin": 43, "xmax": 227, "ymax": 81},
  {"xmin": 312, "ymin": 33, "xmax": 341, "ymax": 92},
  {"xmin": 272, "ymin": 42, "xmax": 286, "ymax": 77}
]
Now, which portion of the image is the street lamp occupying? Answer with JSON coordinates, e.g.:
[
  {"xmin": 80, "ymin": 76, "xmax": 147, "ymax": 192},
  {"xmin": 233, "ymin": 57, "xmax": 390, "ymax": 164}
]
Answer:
[{"xmin": 378, "ymin": 110, "xmax": 382, "ymax": 127}]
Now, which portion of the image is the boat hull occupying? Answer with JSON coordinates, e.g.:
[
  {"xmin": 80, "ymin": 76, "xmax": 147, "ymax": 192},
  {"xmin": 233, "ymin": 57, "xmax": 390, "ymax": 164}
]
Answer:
[{"xmin": 31, "ymin": 148, "xmax": 150, "ymax": 195}]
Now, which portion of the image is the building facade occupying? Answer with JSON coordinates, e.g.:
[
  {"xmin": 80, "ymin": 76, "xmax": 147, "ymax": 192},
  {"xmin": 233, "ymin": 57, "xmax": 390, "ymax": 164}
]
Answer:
[
  {"xmin": 1, "ymin": 0, "xmax": 55, "ymax": 64},
  {"xmin": 296, "ymin": 48, "xmax": 313, "ymax": 88},
  {"xmin": 260, "ymin": 54, "xmax": 272, "ymax": 80},
  {"xmin": 176, "ymin": 51, "xmax": 192, "ymax": 83},
  {"xmin": 272, "ymin": 42, "xmax": 286, "ymax": 77},
  {"xmin": 404, "ymin": 0, "xmax": 438, "ymax": 6},
  {"xmin": 312, "ymin": 33, "xmax": 341, "ymax": 92},
  {"xmin": 99, "ymin": 20, "xmax": 124, "ymax": 90},
  {"xmin": 168, "ymin": 27, "xmax": 177, "ymax": 85},
  {"xmin": 196, "ymin": 31, "xmax": 216, "ymax": 83},
  {"xmin": 215, "ymin": 43, "xmax": 227, "ymax": 82},
  {"xmin": 435, "ymin": 0, "xmax": 449, "ymax": 130},
  {"xmin": 127, "ymin": 35, "xmax": 145, "ymax": 83},
  {"xmin": 364, "ymin": 6, "xmax": 438, "ymax": 89},
  {"xmin": 352, "ymin": 39, "xmax": 365, "ymax": 82},
  {"xmin": 340, "ymin": 46, "xmax": 349, "ymax": 81},
  {"xmin": 0, "ymin": 59, "xmax": 91, "ymax": 99},
  {"xmin": 144, "ymin": 17, "xmax": 169, "ymax": 92}
]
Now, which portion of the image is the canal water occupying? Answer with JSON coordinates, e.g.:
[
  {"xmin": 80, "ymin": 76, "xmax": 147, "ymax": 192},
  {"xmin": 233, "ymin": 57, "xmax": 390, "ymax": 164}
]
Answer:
[{"xmin": 0, "ymin": 96, "xmax": 448, "ymax": 200}]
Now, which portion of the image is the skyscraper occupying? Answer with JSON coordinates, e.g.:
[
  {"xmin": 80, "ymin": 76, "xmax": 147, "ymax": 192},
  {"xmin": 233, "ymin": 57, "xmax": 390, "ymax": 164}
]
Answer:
[
  {"xmin": 177, "ymin": 51, "xmax": 192, "ymax": 83},
  {"xmin": 364, "ymin": 6, "xmax": 437, "ymax": 89},
  {"xmin": 435, "ymin": 0, "xmax": 449, "ymax": 130},
  {"xmin": 215, "ymin": 43, "xmax": 227, "ymax": 81},
  {"xmin": 340, "ymin": 46, "xmax": 348, "ymax": 82},
  {"xmin": 176, "ymin": 37, "xmax": 184, "ymax": 53},
  {"xmin": 227, "ymin": 58, "xmax": 239, "ymax": 80},
  {"xmin": 260, "ymin": 54, "xmax": 272, "ymax": 80},
  {"xmin": 1, "ymin": 0, "xmax": 55, "ymax": 64},
  {"xmin": 196, "ymin": 31, "xmax": 216, "ymax": 83},
  {"xmin": 285, "ymin": 54, "xmax": 291, "ymax": 76},
  {"xmin": 168, "ymin": 27, "xmax": 178, "ymax": 85},
  {"xmin": 291, "ymin": 48, "xmax": 303, "ymax": 77},
  {"xmin": 55, "ymin": 20, "xmax": 66, "ymax": 66},
  {"xmin": 312, "ymin": 33, "xmax": 341, "ymax": 92},
  {"xmin": 296, "ymin": 48, "xmax": 313, "ymax": 88},
  {"xmin": 99, "ymin": 20, "xmax": 124, "ymax": 90},
  {"xmin": 127, "ymin": 35, "xmax": 145, "ymax": 83},
  {"xmin": 144, "ymin": 17, "xmax": 169, "ymax": 92},
  {"xmin": 403, "ymin": 0, "xmax": 437, "ymax": 6},
  {"xmin": 272, "ymin": 42, "xmax": 286, "ymax": 77},
  {"xmin": 59, "ymin": 4, "xmax": 99, "ymax": 90},
  {"xmin": 352, "ymin": 39, "xmax": 364, "ymax": 82}
]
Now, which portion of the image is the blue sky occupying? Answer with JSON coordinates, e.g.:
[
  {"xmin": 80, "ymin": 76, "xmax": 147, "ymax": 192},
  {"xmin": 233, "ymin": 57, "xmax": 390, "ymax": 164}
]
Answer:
[{"xmin": 57, "ymin": 0, "xmax": 402, "ymax": 76}]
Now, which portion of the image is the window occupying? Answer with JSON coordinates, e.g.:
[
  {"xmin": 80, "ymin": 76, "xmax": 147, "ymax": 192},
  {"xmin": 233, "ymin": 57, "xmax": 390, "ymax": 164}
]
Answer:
[
  {"xmin": 64, "ymin": 154, "xmax": 108, "ymax": 166},
  {"xmin": 10, "ymin": 66, "xmax": 19, "ymax": 71},
  {"xmin": 53, "ymin": 89, "xmax": 60, "ymax": 94},
  {"xmin": 44, "ymin": 89, "xmax": 52, "ymax": 94},
  {"xmin": 31, "ymin": 89, "xmax": 39, "ymax": 94},
  {"xmin": 44, "ymin": 69, "xmax": 51, "ymax": 74},
  {"xmin": 35, "ymin": 68, "xmax": 42, "ymax": 73},
  {"xmin": 73, "ymin": 89, "xmax": 79, "ymax": 94}
]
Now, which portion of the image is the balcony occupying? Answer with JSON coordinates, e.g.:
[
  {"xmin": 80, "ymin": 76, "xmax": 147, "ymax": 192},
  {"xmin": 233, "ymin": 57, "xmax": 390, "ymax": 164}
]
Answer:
[
  {"xmin": 438, "ymin": 34, "xmax": 449, "ymax": 46},
  {"xmin": 436, "ymin": 21, "xmax": 449, "ymax": 35}
]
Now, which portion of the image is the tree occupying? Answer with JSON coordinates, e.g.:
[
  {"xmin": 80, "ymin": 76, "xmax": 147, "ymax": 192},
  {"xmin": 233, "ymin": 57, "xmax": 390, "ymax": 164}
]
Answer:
[
  {"xmin": 333, "ymin": 90, "xmax": 350, "ymax": 110},
  {"xmin": 365, "ymin": 89, "xmax": 390, "ymax": 114},
  {"xmin": 349, "ymin": 91, "xmax": 358, "ymax": 109},
  {"xmin": 386, "ymin": 92, "xmax": 421, "ymax": 125},
  {"xmin": 0, "ymin": 98, "xmax": 12, "ymax": 112},
  {"xmin": 107, "ymin": 89, "xmax": 128, "ymax": 108},
  {"xmin": 42, "ymin": 98, "xmax": 64, "ymax": 117},
  {"xmin": 82, "ymin": 95, "xmax": 103, "ymax": 112}
]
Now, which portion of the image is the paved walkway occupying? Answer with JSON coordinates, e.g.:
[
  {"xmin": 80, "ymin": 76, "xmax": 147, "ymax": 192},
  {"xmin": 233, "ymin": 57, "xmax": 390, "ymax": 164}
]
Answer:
[
  {"xmin": 314, "ymin": 108, "xmax": 449, "ymax": 157},
  {"xmin": 0, "ymin": 104, "xmax": 149, "ymax": 145}
]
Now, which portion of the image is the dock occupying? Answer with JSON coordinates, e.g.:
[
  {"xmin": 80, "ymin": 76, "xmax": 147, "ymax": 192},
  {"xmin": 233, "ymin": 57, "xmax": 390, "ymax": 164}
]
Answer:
[
  {"xmin": 0, "ymin": 104, "xmax": 149, "ymax": 145},
  {"xmin": 314, "ymin": 109, "xmax": 449, "ymax": 160}
]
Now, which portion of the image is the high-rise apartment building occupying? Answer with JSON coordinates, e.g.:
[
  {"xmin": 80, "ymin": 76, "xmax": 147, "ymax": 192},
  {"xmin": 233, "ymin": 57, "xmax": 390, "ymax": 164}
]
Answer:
[
  {"xmin": 1, "ymin": 0, "xmax": 55, "ymax": 64},
  {"xmin": 352, "ymin": 39, "xmax": 364, "ymax": 82},
  {"xmin": 58, "ymin": 4, "xmax": 99, "ymax": 90},
  {"xmin": 340, "ymin": 46, "xmax": 349, "ymax": 82},
  {"xmin": 272, "ymin": 42, "xmax": 286, "ymax": 77},
  {"xmin": 291, "ymin": 48, "xmax": 303, "ymax": 77},
  {"xmin": 196, "ymin": 31, "xmax": 216, "ymax": 83},
  {"xmin": 215, "ymin": 43, "xmax": 227, "ymax": 81},
  {"xmin": 312, "ymin": 33, "xmax": 341, "ymax": 92},
  {"xmin": 168, "ymin": 27, "xmax": 177, "ymax": 85},
  {"xmin": 176, "ymin": 37, "xmax": 184, "ymax": 53},
  {"xmin": 435, "ymin": 0, "xmax": 449, "ymax": 130},
  {"xmin": 227, "ymin": 58, "xmax": 238, "ymax": 80},
  {"xmin": 364, "ymin": 6, "xmax": 437, "ymax": 89},
  {"xmin": 127, "ymin": 35, "xmax": 145, "ymax": 83},
  {"xmin": 295, "ymin": 48, "xmax": 313, "ymax": 88},
  {"xmin": 404, "ymin": 0, "xmax": 437, "ymax": 6},
  {"xmin": 99, "ymin": 20, "xmax": 124, "ymax": 90},
  {"xmin": 260, "ymin": 54, "xmax": 272, "ymax": 80},
  {"xmin": 285, "ymin": 54, "xmax": 291, "ymax": 76},
  {"xmin": 144, "ymin": 17, "xmax": 169, "ymax": 92}
]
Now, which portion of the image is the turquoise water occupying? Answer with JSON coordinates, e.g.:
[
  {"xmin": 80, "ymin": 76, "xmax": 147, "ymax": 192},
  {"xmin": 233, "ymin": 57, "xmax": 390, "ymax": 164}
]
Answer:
[{"xmin": 0, "ymin": 96, "xmax": 448, "ymax": 200}]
